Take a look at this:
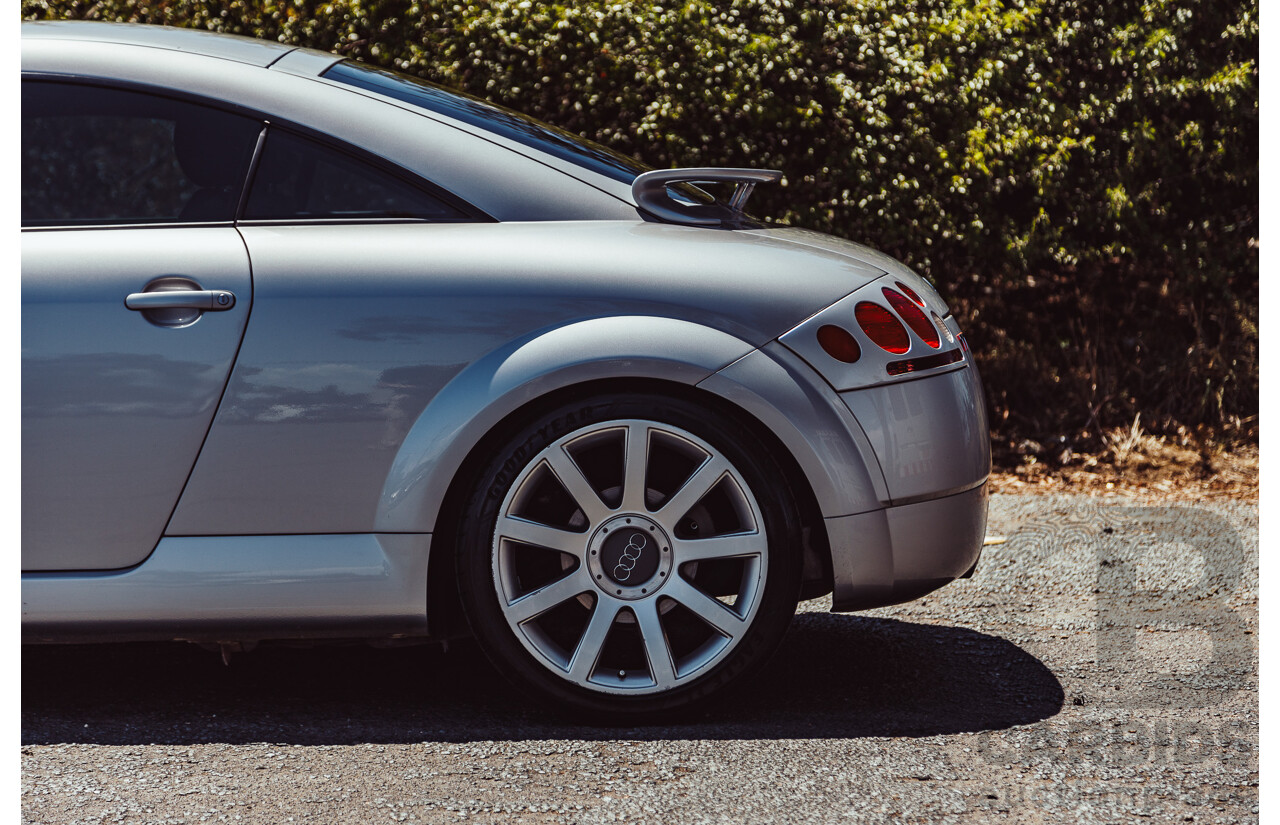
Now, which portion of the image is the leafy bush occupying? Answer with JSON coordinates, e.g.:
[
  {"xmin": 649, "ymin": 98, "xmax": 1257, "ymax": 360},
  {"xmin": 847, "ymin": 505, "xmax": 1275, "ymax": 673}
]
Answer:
[{"xmin": 22, "ymin": 0, "xmax": 1258, "ymax": 457}]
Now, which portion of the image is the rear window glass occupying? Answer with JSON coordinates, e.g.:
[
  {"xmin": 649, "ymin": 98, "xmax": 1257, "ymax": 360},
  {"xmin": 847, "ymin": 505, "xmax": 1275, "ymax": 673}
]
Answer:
[
  {"xmin": 243, "ymin": 129, "xmax": 468, "ymax": 221},
  {"xmin": 324, "ymin": 61, "xmax": 651, "ymax": 186}
]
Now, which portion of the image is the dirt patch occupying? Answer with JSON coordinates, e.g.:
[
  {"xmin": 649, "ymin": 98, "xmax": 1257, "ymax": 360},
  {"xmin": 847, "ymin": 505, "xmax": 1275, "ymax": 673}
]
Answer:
[{"xmin": 992, "ymin": 438, "xmax": 1258, "ymax": 502}]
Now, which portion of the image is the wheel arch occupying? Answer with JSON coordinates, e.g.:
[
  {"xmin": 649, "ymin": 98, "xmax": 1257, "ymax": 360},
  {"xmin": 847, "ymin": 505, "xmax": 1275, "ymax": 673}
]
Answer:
[
  {"xmin": 375, "ymin": 315, "xmax": 756, "ymax": 534},
  {"xmin": 373, "ymin": 315, "xmax": 862, "ymax": 637},
  {"xmin": 421, "ymin": 376, "xmax": 831, "ymax": 638}
]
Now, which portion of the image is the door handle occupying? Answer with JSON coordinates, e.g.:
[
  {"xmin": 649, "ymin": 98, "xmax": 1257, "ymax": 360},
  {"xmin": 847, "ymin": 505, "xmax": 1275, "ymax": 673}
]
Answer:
[{"xmin": 125, "ymin": 290, "xmax": 236, "ymax": 311}]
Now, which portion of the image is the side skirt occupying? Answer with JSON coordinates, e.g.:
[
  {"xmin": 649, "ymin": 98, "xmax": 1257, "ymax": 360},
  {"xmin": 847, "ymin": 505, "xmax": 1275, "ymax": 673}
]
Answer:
[{"xmin": 22, "ymin": 534, "xmax": 431, "ymax": 643}]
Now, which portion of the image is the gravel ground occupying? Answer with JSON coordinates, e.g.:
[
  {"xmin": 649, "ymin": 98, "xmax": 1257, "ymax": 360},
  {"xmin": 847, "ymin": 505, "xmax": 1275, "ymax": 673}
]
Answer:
[{"xmin": 22, "ymin": 491, "xmax": 1258, "ymax": 824}]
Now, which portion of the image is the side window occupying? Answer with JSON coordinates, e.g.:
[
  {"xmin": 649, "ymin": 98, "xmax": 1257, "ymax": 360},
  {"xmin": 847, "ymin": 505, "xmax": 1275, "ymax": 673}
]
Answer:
[
  {"xmin": 22, "ymin": 81, "xmax": 261, "ymax": 227},
  {"xmin": 242, "ymin": 129, "xmax": 468, "ymax": 221}
]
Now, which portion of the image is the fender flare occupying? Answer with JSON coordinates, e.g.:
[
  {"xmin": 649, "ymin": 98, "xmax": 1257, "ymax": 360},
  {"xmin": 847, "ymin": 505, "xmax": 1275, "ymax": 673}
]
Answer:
[
  {"xmin": 375, "ymin": 320, "xmax": 891, "ymax": 547},
  {"xmin": 695, "ymin": 342, "xmax": 890, "ymax": 518},
  {"xmin": 375, "ymin": 315, "xmax": 754, "ymax": 533}
]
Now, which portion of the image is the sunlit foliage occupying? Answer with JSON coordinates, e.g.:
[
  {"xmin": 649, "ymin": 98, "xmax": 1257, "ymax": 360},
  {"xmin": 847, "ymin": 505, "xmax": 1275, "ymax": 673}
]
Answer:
[{"xmin": 23, "ymin": 0, "xmax": 1258, "ymax": 451}]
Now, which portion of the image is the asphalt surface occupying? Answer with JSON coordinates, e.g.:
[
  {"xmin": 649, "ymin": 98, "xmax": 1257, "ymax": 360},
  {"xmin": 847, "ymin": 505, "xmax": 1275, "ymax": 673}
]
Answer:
[{"xmin": 22, "ymin": 492, "xmax": 1258, "ymax": 823}]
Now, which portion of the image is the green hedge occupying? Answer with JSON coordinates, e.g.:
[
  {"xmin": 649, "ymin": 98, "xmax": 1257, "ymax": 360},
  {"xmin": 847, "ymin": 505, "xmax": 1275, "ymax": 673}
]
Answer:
[{"xmin": 23, "ymin": 0, "xmax": 1258, "ymax": 456}]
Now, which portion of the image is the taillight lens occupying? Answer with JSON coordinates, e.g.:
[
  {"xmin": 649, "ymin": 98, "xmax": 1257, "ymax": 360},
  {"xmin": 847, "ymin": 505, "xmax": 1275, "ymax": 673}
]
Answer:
[
  {"xmin": 855, "ymin": 302, "xmax": 910, "ymax": 354},
  {"xmin": 895, "ymin": 281, "xmax": 925, "ymax": 306},
  {"xmin": 816, "ymin": 324, "xmax": 861, "ymax": 363},
  {"xmin": 882, "ymin": 288, "xmax": 940, "ymax": 348},
  {"xmin": 886, "ymin": 348, "xmax": 962, "ymax": 376},
  {"xmin": 932, "ymin": 311, "xmax": 954, "ymax": 344}
]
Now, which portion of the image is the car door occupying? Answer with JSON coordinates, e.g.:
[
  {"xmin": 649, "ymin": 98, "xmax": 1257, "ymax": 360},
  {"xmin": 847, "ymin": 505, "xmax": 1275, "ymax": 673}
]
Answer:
[
  {"xmin": 22, "ymin": 80, "xmax": 261, "ymax": 571},
  {"xmin": 165, "ymin": 125, "xmax": 479, "ymax": 536}
]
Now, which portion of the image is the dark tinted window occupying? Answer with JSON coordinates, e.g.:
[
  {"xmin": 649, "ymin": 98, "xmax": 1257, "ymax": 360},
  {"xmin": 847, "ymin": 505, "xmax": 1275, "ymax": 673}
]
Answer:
[
  {"xmin": 22, "ymin": 82, "xmax": 261, "ymax": 226},
  {"xmin": 324, "ymin": 61, "xmax": 652, "ymax": 185},
  {"xmin": 243, "ymin": 129, "xmax": 468, "ymax": 221}
]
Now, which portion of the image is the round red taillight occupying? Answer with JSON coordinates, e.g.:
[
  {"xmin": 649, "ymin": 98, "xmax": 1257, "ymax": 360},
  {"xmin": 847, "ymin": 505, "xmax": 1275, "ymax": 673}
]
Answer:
[
  {"xmin": 895, "ymin": 281, "xmax": 925, "ymax": 306},
  {"xmin": 882, "ymin": 288, "xmax": 940, "ymax": 348},
  {"xmin": 854, "ymin": 302, "xmax": 911, "ymax": 354},
  {"xmin": 816, "ymin": 324, "xmax": 861, "ymax": 363}
]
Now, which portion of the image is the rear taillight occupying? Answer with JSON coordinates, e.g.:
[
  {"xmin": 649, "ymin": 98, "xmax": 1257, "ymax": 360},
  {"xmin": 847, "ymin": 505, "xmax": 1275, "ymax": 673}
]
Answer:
[
  {"xmin": 932, "ymin": 312, "xmax": 954, "ymax": 344},
  {"xmin": 816, "ymin": 324, "xmax": 861, "ymax": 363},
  {"xmin": 883, "ymin": 288, "xmax": 940, "ymax": 348},
  {"xmin": 855, "ymin": 302, "xmax": 910, "ymax": 354},
  {"xmin": 886, "ymin": 349, "xmax": 963, "ymax": 376},
  {"xmin": 895, "ymin": 281, "xmax": 925, "ymax": 306}
]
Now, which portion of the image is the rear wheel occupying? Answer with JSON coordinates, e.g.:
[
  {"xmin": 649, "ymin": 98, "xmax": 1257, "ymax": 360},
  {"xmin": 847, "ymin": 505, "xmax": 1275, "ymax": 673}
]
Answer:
[{"xmin": 456, "ymin": 395, "xmax": 802, "ymax": 718}]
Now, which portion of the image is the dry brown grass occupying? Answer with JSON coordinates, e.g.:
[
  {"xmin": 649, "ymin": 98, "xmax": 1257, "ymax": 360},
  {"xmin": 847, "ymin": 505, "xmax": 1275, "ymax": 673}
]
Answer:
[{"xmin": 991, "ymin": 435, "xmax": 1258, "ymax": 501}]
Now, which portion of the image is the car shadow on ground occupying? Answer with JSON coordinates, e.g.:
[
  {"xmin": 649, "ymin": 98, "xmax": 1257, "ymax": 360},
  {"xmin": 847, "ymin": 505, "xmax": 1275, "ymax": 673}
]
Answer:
[{"xmin": 22, "ymin": 613, "xmax": 1062, "ymax": 745}]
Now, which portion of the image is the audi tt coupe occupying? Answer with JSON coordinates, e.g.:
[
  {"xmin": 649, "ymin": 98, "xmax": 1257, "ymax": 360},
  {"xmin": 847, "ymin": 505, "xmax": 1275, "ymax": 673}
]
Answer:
[{"xmin": 22, "ymin": 21, "xmax": 991, "ymax": 717}]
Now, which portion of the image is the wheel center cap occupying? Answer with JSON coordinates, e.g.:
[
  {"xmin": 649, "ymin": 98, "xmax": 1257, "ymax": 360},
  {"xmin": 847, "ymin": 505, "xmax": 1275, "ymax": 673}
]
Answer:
[{"xmin": 587, "ymin": 515, "xmax": 673, "ymax": 599}]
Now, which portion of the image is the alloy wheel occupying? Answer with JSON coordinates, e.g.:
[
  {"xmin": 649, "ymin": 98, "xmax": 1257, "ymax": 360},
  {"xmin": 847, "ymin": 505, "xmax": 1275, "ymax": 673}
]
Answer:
[{"xmin": 491, "ymin": 419, "xmax": 769, "ymax": 695}]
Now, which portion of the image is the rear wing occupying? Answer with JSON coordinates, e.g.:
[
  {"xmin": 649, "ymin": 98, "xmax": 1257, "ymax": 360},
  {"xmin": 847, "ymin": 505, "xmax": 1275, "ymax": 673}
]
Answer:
[{"xmin": 632, "ymin": 167, "xmax": 783, "ymax": 228}]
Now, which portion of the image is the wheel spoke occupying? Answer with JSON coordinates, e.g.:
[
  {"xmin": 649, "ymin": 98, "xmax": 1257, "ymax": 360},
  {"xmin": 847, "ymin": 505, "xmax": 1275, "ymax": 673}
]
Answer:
[
  {"xmin": 674, "ymin": 530, "xmax": 767, "ymax": 563},
  {"xmin": 506, "ymin": 570, "xmax": 589, "ymax": 624},
  {"xmin": 567, "ymin": 598, "xmax": 620, "ymax": 681},
  {"xmin": 496, "ymin": 515, "xmax": 585, "ymax": 557},
  {"xmin": 633, "ymin": 600, "xmax": 678, "ymax": 688},
  {"xmin": 620, "ymin": 423, "xmax": 650, "ymax": 512},
  {"xmin": 665, "ymin": 577, "xmax": 747, "ymax": 638},
  {"xmin": 545, "ymin": 448, "xmax": 609, "ymax": 524},
  {"xmin": 656, "ymin": 455, "xmax": 729, "ymax": 522}
]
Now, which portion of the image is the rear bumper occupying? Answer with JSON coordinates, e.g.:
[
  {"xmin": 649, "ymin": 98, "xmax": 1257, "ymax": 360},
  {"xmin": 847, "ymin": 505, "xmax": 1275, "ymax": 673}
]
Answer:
[
  {"xmin": 827, "ymin": 481, "xmax": 989, "ymax": 611},
  {"xmin": 822, "ymin": 356, "xmax": 990, "ymax": 611},
  {"xmin": 699, "ymin": 339, "xmax": 991, "ymax": 612}
]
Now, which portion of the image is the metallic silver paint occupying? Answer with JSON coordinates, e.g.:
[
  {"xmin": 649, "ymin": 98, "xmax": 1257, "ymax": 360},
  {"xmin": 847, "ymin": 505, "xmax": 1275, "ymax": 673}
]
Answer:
[
  {"xmin": 822, "ymin": 510, "xmax": 895, "ymax": 610},
  {"xmin": 825, "ymin": 482, "xmax": 988, "ymax": 612},
  {"xmin": 22, "ymin": 228, "xmax": 253, "ymax": 570},
  {"xmin": 22, "ymin": 534, "xmax": 431, "ymax": 642},
  {"xmin": 124, "ymin": 289, "xmax": 237, "ymax": 312},
  {"xmin": 23, "ymin": 20, "xmax": 298, "ymax": 67},
  {"xmin": 838, "ymin": 366, "xmax": 991, "ymax": 504},
  {"xmin": 22, "ymin": 24, "xmax": 992, "ymax": 652},
  {"xmin": 749, "ymin": 226, "xmax": 951, "ymax": 319},
  {"xmin": 884, "ymin": 483, "xmax": 988, "ymax": 583},
  {"xmin": 263, "ymin": 46, "xmax": 343, "ymax": 77},
  {"xmin": 377, "ymin": 314, "xmax": 752, "ymax": 536},
  {"xmin": 166, "ymin": 221, "xmax": 887, "ymax": 536},
  {"xmin": 696, "ymin": 343, "xmax": 890, "ymax": 514}
]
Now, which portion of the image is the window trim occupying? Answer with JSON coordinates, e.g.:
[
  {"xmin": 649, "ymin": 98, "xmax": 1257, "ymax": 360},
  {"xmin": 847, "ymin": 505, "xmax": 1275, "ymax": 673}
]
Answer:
[{"xmin": 21, "ymin": 73, "xmax": 494, "ymax": 230}]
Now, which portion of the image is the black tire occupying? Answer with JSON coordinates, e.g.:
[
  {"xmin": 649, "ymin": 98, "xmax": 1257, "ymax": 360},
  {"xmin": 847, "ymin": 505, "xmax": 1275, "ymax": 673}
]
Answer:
[{"xmin": 455, "ymin": 393, "xmax": 802, "ymax": 721}]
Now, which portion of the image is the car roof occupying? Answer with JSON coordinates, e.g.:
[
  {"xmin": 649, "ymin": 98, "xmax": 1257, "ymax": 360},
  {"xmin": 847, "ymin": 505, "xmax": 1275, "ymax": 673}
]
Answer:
[
  {"xmin": 21, "ymin": 20, "xmax": 643, "ymax": 220},
  {"xmin": 22, "ymin": 20, "xmax": 298, "ymax": 68}
]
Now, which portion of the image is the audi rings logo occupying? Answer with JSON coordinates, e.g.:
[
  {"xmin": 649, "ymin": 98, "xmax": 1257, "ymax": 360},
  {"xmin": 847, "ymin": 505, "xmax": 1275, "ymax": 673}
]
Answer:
[{"xmin": 613, "ymin": 533, "xmax": 647, "ymax": 581}]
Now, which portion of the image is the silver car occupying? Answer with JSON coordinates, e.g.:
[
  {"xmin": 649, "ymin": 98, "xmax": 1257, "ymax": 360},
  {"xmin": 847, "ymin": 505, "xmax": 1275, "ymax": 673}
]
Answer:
[{"xmin": 22, "ymin": 21, "xmax": 991, "ymax": 717}]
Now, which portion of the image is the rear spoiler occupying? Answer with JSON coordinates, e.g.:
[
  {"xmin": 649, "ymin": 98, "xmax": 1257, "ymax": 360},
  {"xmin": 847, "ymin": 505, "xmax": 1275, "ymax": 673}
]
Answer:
[{"xmin": 632, "ymin": 167, "xmax": 783, "ymax": 228}]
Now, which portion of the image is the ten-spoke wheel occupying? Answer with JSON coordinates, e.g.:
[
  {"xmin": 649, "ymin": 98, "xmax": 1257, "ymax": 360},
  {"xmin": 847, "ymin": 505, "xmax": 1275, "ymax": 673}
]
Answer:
[{"xmin": 457, "ymin": 395, "xmax": 801, "ymax": 717}]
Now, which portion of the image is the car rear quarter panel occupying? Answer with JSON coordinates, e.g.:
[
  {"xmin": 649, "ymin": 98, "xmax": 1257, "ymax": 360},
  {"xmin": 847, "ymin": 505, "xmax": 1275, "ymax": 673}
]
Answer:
[{"xmin": 167, "ymin": 222, "xmax": 885, "ymax": 536}]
